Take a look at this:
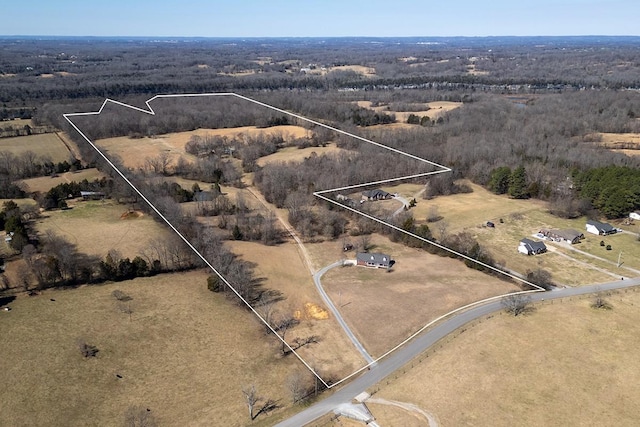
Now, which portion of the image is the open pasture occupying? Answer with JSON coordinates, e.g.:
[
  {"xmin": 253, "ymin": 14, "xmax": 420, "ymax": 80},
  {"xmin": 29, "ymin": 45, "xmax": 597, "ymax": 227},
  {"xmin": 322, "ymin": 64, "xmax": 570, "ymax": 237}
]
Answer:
[
  {"xmin": 95, "ymin": 125, "xmax": 310, "ymax": 169},
  {"xmin": 372, "ymin": 290, "xmax": 640, "ymax": 426},
  {"xmin": 33, "ymin": 199, "xmax": 174, "ymax": 260},
  {"xmin": 19, "ymin": 168, "xmax": 105, "ymax": 193},
  {"xmin": 320, "ymin": 233, "xmax": 518, "ymax": 357},
  {"xmin": 0, "ymin": 270, "xmax": 299, "ymax": 427},
  {"xmin": 0, "ymin": 133, "xmax": 71, "ymax": 163}
]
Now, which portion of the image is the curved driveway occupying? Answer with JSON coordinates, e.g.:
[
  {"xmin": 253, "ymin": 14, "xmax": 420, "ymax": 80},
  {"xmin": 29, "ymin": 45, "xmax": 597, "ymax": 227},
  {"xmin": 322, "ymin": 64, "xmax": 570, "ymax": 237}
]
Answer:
[
  {"xmin": 313, "ymin": 261, "xmax": 375, "ymax": 364},
  {"xmin": 276, "ymin": 277, "xmax": 640, "ymax": 427}
]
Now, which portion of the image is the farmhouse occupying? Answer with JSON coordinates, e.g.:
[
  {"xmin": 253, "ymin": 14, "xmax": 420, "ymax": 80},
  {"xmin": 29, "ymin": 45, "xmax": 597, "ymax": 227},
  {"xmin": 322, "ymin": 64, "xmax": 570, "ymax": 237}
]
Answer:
[
  {"xmin": 361, "ymin": 189, "xmax": 392, "ymax": 201},
  {"xmin": 356, "ymin": 252, "xmax": 392, "ymax": 269},
  {"xmin": 630, "ymin": 211, "xmax": 640, "ymax": 221},
  {"xmin": 518, "ymin": 238, "xmax": 547, "ymax": 255},
  {"xmin": 585, "ymin": 219, "xmax": 617, "ymax": 236},
  {"xmin": 539, "ymin": 228, "xmax": 584, "ymax": 244}
]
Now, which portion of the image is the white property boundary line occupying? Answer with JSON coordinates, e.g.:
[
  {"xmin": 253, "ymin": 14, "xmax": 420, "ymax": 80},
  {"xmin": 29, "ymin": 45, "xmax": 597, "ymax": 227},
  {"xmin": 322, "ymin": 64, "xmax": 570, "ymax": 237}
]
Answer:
[{"xmin": 63, "ymin": 92, "xmax": 544, "ymax": 390}]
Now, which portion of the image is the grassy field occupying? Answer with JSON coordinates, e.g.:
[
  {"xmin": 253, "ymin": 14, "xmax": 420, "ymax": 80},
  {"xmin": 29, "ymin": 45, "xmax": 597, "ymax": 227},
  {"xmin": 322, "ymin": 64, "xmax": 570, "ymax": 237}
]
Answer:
[
  {"xmin": 389, "ymin": 182, "xmax": 638, "ymax": 285},
  {"xmin": 319, "ymin": 233, "xmax": 518, "ymax": 358},
  {"xmin": 96, "ymin": 125, "xmax": 310, "ymax": 169},
  {"xmin": 19, "ymin": 168, "xmax": 106, "ymax": 193},
  {"xmin": 597, "ymin": 132, "xmax": 640, "ymax": 157},
  {"xmin": 226, "ymin": 240, "xmax": 365, "ymax": 379},
  {"xmin": 0, "ymin": 270, "xmax": 301, "ymax": 426},
  {"xmin": 0, "ymin": 133, "xmax": 71, "ymax": 163},
  {"xmin": 256, "ymin": 143, "xmax": 343, "ymax": 167},
  {"xmin": 32, "ymin": 199, "xmax": 174, "ymax": 260},
  {"xmin": 368, "ymin": 290, "xmax": 640, "ymax": 426},
  {"xmin": 356, "ymin": 100, "xmax": 462, "ymax": 122}
]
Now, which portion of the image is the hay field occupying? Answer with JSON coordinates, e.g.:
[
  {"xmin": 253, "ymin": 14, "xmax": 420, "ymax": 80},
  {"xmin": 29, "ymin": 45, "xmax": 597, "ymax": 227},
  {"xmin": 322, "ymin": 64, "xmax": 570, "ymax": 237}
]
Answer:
[
  {"xmin": 256, "ymin": 143, "xmax": 343, "ymax": 167},
  {"xmin": 226, "ymin": 240, "xmax": 365, "ymax": 379},
  {"xmin": 598, "ymin": 132, "xmax": 640, "ymax": 157},
  {"xmin": 371, "ymin": 291, "xmax": 640, "ymax": 426},
  {"xmin": 96, "ymin": 125, "xmax": 310, "ymax": 169},
  {"xmin": 0, "ymin": 133, "xmax": 71, "ymax": 162},
  {"xmin": 0, "ymin": 270, "xmax": 299, "ymax": 426},
  {"xmin": 321, "ymin": 233, "xmax": 518, "ymax": 357},
  {"xmin": 19, "ymin": 168, "xmax": 105, "ymax": 193},
  {"xmin": 33, "ymin": 199, "xmax": 173, "ymax": 260},
  {"xmin": 356, "ymin": 100, "xmax": 462, "ymax": 122}
]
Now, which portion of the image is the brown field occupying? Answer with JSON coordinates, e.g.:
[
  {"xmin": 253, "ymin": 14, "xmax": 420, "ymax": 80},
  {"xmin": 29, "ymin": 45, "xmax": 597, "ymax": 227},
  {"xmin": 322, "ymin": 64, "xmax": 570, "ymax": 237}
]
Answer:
[
  {"xmin": 0, "ymin": 118, "xmax": 32, "ymax": 129},
  {"xmin": 226, "ymin": 240, "xmax": 365, "ymax": 379},
  {"xmin": 0, "ymin": 270, "xmax": 301, "ymax": 427},
  {"xmin": 370, "ymin": 291, "xmax": 640, "ymax": 426},
  {"xmin": 0, "ymin": 133, "xmax": 71, "ymax": 162},
  {"xmin": 256, "ymin": 143, "xmax": 343, "ymax": 166},
  {"xmin": 356, "ymin": 100, "xmax": 462, "ymax": 123},
  {"xmin": 96, "ymin": 125, "xmax": 311, "ymax": 169},
  {"xmin": 321, "ymin": 233, "xmax": 518, "ymax": 357},
  {"xmin": 19, "ymin": 168, "xmax": 106, "ymax": 193},
  {"xmin": 597, "ymin": 132, "xmax": 640, "ymax": 157},
  {"xmin": 32, "ymin": 199, "xmax": 174, "ymax": 260}
]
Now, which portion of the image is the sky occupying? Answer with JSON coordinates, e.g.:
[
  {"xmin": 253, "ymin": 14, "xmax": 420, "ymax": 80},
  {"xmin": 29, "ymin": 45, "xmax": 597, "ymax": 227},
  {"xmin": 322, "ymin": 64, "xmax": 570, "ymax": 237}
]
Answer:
[{"xmin": 3, "ymin": 0, "xmax": 639, "ymax": 37}]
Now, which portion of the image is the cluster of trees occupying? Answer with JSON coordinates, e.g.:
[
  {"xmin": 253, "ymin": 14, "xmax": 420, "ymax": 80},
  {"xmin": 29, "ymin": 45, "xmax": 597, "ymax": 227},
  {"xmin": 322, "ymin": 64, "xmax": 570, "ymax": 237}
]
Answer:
[
  {"xmin": 0, "ymin": 201, "xmax": 30, "ymax": 252},
  {"xmin": 487, "ymin": 166, "xmax": 530, "ymax": 199},
  {"xmin": 37, "ymin": 178, "xmax": 112, "ymax": 210},
  {"xmin": 573, "ymin": 165, "xmax": 640, "ymax": 218}
]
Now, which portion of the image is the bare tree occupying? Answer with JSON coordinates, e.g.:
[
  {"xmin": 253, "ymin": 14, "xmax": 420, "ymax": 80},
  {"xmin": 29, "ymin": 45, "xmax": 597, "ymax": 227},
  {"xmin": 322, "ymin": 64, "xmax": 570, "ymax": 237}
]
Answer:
[
  {"xmin": 286, "ymin": 370, "xmax": 311, "ymax": 404},
  {"xmin": 591, "ymin": 294, "xmax": 612, "ymax": 310},
  {"xmin": 242, "ymin": 384, "xmax": 260, "ymax": 420},
  {"xmin": 502, "ymin": 293, "xmax": 533, "ymax": 316},
  {"xmin": 359, "ymin": 234, "xmax": 372, "ymax": 252}
]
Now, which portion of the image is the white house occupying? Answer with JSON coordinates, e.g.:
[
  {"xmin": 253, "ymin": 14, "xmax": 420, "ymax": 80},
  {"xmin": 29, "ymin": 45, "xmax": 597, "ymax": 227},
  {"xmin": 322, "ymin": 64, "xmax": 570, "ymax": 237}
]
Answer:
[
  {"xmin": 630, "ymin": 212, "xmax": 640, "ymax": 221},
  {"xmin": 518, "ymin": 238, "xmax": 547, "ymax": 255},
  {"xmin": 586, "ymin": 220, "xmax": 617, "ymax": 236}
]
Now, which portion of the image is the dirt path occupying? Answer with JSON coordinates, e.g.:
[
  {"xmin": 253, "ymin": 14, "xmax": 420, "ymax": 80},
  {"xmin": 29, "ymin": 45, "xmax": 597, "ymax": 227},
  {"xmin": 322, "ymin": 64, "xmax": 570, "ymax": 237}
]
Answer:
[
  {"xmin": 243, "ymin": 185, "xmax": 316, "ymax": 275},
  {"xmin": 367, "ymin": 397, "xmax": 439, "ymax": 427},
  {"xmin": 55, "ymin": 132, "xmax": 84, "ymax": 163}
]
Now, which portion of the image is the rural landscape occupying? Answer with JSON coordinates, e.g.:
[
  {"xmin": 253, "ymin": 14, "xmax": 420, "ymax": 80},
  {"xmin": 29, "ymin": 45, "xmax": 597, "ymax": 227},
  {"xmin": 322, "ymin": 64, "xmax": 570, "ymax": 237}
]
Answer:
[{"xmin": 1, "ymin": 32, "xmax": 640, "ymax": 427}]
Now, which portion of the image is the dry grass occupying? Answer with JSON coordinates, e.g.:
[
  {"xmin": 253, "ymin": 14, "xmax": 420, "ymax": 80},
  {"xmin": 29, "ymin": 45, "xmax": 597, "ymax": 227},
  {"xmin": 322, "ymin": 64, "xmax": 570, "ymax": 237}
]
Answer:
[
  {"xmin": 256, "ymin": 143, "xmax": 343, "ymax": 167},
  {"xmin": 0, "ymin": 133, "xmax": 72, "ymax": 163},
  {"xmin": 0, "ymin": 270, "xmax": 301, "ymax": 426},
  {"xmin": 372, "ymin": 291, "xmax": 640, "ymax": 426},
  {"xmin": 32, "ymin": 199, "xmax": 174, "ymax": 260},
  {"xmin": 597, "ymin": 132, "xmax": 640, "ymax": 157},
  {"xmin": 96, "ymin": 125, "xmax": 310, "ymax": 169},
  {"xmin": 356, "ymin": 100, "xmax": 462, "ymax": 122},
  {"xmin": 19, "ymin": 168, "xmax": 106, "ymax": 193},
  {"xmin": 0, "ymin": 118, "xmax": 32, "ymax": 129},
  {"xmin": 320, "ymin": 233, "xmax": 518, "ymax": 357},
  {"xmin": 226, "ymin": 240, "xmax": 366, "ymax": 379}
]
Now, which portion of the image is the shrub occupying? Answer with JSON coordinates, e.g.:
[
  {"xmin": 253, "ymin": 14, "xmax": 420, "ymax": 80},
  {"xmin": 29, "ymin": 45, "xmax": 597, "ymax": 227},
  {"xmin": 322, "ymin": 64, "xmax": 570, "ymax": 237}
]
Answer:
[
  {"xmin": 606, "ymin": 244, "xmax": 612, "ymax": 250},
  {"xmin": 600, "ymin": 240, "xmax": 605, "ymax": 246},
  {"xmin": 112, "ymin": 289, "xmax": 132, "ymax": 301},
  {"xmin": 77, "ymin": 339, "xmax": 99, "ymax": 358}
]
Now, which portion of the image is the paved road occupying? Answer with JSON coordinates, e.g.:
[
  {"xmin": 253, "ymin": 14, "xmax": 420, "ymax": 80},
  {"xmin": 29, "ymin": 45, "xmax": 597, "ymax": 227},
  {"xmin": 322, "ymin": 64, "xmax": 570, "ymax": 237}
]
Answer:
[
  {"xmin": 275, "ymin": 277, "xmax": 640, "ymax": 427},
  {"xmin": 313, "ymin": 261, "xmax": 375, "ymax": 364}
]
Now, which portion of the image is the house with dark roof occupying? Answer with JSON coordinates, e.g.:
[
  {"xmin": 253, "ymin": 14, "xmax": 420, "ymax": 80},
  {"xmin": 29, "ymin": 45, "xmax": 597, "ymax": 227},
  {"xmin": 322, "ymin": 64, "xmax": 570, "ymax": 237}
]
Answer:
[
  {"xmin": 361, "ymin": 189, "xmax": 392, "ymax": 201},
  {"xmin": 539, "ymin": 228, "xmax": 584, "ymax": 244},
  {"xmin": 518, "ymin": 238, "xmax": 547, "ymax": 255},
  {"xmin": 356, "ymin": 252, "xmax": 392, "ymax": 269},
  {"xmin": 586, "ymin": 220, "xmax": 617, "ymax": 236},
  {"xmin": 80, "ymin": 191, "xmax": 105, "ymax": 200}
]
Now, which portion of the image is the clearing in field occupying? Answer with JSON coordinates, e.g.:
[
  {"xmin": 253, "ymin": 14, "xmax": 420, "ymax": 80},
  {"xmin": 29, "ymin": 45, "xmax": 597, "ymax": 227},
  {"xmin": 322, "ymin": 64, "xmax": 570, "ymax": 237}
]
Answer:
[
  {"xmin": 33, "ymin": 199, "xmax": 174, "ymax": 260},
  {"xmin": 370, "ymin": 290, "xmax": 640, "ymax": 426},
  {"xmin": 0, "ymin": 270, "xmax": 299, "ymax": 426},
  {"xmin": 0, "ymin": 133, "xmax": 72, "ymax": 163},
  {"xmin": 19, "ymin": 168, "xmax": 106, "ymax": 193},
  {"xmin": 356, "ymin": 100, "xmax": 462, "ymax": 123},
  {"xmin": 96, "ymin": 124, "xmax": 310, "ymax": 169},
  {"xmin": 597, "ymin": 132, "xmax": 640, "ymax": 157}
]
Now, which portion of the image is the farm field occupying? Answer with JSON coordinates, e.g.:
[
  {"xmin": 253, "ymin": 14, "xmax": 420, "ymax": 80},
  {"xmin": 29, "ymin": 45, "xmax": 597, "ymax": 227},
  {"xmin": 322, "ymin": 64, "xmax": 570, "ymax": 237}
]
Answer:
[
  {"xmin": 0, "ymin": 133, "xmax": 71, "ymax": 162},
  {"xmin": 95, "ymin": 125, "xmax": 310, "ymax": 169},
  {"xmin": 320, "ymin": 233, "xmax": 518, "ymax": 357},
  {"xmin": 19, "ymin": 168, "xmax": 106, "ymax": 193},
  {"xmin": 597, "ymin": 132, "xmax": 640, "ymax": 157},
  {"xmin": 32, "ymin": 199, "xmax": 174, "ymax": 260},
  {"xmin": 369, "ymin": 290, "xmax": 640, "ymax": 426},
  {"xmin": 0, "ymin": 270, "xmax": 299, "ymax": 427},
  {"xmin": 356, "ymin": 100, "xmax": 462, "ymax": 122},
  {"xmin": 256, "ymin": 143, "xmax": 343, "ymax": 166}
]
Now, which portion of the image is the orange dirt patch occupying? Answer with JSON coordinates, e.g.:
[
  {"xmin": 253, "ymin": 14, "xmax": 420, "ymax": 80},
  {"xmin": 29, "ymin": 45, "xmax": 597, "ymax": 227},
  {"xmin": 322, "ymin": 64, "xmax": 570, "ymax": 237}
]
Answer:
[{"xmin": 120, "ymin": 210, "xmax": 144, "ymax": 219}]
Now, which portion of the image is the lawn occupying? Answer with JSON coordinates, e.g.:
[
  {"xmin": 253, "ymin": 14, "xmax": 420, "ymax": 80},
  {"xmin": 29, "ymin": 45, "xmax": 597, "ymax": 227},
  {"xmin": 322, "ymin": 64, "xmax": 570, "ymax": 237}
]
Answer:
[
  {"xmin": 0, "ymin": 270, "xmax": 300, "ymax": 426},
  {"xmin": 0, "ymin": 133, "xmax": 71, "ymax": 163},
  {"xmin": 369, "ymin": 289, "xmax": 640, "ymax": 426},
  {"xmin": 256, "ymin": 143, "xmax": 343, "ymax": 167},
  {"xmin": 320, "ymin": 233, "xmax": 518, "ymax": 358},
  {"xmin": 19, "ymin": 168, "xmax": 106, "ymax": 193}
]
